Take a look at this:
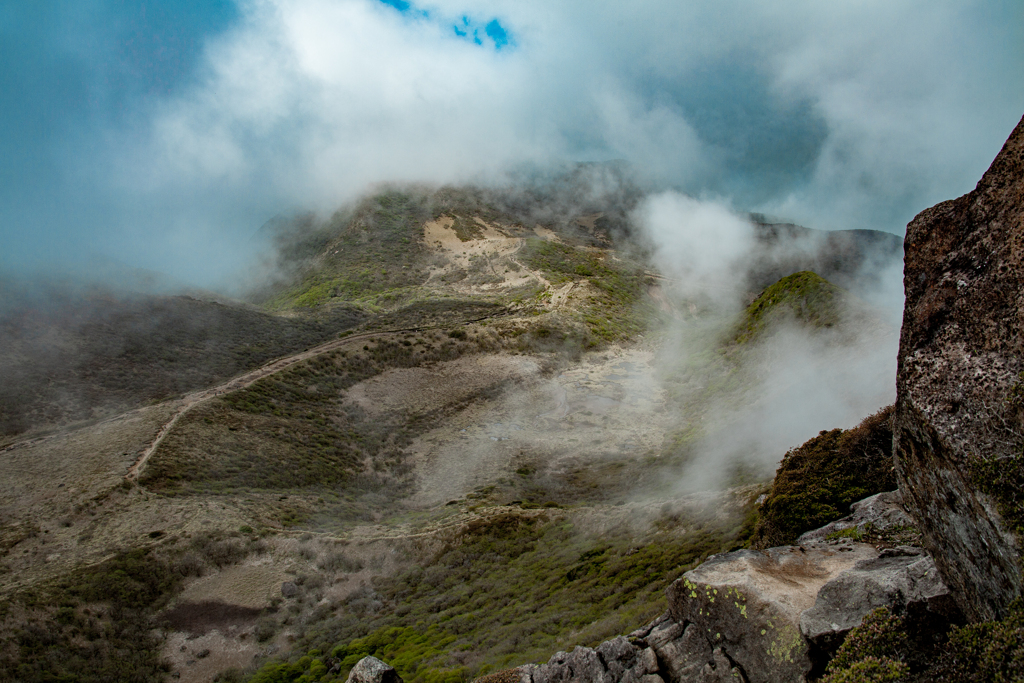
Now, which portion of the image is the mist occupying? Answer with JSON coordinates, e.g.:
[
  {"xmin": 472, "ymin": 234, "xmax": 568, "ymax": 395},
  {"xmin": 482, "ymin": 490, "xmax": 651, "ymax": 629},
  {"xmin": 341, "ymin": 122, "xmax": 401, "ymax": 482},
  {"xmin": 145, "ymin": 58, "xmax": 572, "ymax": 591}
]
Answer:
[
  {"xmin": 1, "ymin": 0, "xmax": 1021, "ymax": 289},
  {"xmin": 636, "ymin": 192, "xmax": 901, "ymax": 492}
]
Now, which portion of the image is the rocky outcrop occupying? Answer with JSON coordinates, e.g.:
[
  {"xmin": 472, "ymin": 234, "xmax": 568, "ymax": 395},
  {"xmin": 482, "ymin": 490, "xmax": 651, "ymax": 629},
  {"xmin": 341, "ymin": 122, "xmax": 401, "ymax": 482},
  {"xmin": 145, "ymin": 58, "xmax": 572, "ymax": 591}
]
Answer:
[
  {"xmin": 796, "ymin": 490, "xmax": 913, "ymax": 545},
  {"xmin": 894, "ymin": 113, "xmax": 1024, "ymax": 622},
  {"xmin": 347, "ymin": 656, "xmax": 404, "ymax": 683},
  {"xmin": 799, "ymin": 546, "xmax": 954, "ymax": 649},
  {"xmin": 514, "ymin": 492, "xmax": 959, "ymax": 682},
  {"xmin": 666, "ymin": 545, "xmax": 875, "ymax": 682}
]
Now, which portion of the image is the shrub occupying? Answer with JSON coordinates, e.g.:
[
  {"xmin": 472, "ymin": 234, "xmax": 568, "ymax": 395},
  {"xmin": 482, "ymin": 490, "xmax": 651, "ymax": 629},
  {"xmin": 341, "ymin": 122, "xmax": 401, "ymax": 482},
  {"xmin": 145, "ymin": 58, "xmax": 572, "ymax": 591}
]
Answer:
[
  {"xmin": 937, "ymin": 606, "xmax": 1024, "ymax": 682},
  {"xmin": 823, "ymin": 656, "xmax": 909, "ymax": 683},
  {"xmin": 751, "ymin": 405, "xmax": 896, "ymax": 548},
  {"xmin": 828, "ymin": 608, "xmax": 908, "ymax": 671}
]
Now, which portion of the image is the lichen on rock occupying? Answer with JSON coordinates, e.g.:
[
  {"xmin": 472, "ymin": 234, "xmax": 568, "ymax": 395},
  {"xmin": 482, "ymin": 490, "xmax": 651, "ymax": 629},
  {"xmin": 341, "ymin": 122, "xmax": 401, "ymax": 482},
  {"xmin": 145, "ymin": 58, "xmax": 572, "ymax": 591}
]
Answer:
[{"xmin": 894, "ymin": 112, "xmax": 1024, "ymax": 622}]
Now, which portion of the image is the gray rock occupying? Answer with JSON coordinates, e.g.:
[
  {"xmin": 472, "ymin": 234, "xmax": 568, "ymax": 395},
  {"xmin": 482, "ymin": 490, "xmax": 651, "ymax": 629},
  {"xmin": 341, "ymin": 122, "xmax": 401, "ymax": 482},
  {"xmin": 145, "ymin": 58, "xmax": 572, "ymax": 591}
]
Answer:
[
  {"xmin": 644, "ymin": 620, "xmax": 712, "ymax": 683},
  {"xmin": 281, "ymin": 581, "xmax": 298, "ymax": 597},
  {"xmin": 894, "ymin": 112, "xmax": 1024, "ymax": 621},
  {"xmin": 346, "ymin": 656, "xmax": 403, "ymax": 683},
  {"xmin": 797, "ymin": 491, "xmax": 913, "ymax": 545},
  {"xmin": 800, "ymin": 551, "xmax": 953, "ymax": 648},
  {"xmin": 532, "ymin": 646, "xmax": 612, "ymax": 683},
  {"xmin": 695, "ymin": 648, "xmax": 745, "ymax": 683},
  {"xmin": 667, "ymin": 544, "xmax": 875, "ymax": 683},
  {"xmin": 524, "ymin": 635, "xmax": 665, "ymax": 683}
]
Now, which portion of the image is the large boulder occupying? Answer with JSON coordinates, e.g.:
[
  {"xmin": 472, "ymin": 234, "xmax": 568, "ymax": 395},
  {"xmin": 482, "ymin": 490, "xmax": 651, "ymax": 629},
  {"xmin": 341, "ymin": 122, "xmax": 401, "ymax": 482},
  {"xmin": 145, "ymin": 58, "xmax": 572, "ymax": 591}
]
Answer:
[
  {"xmin": 666, "ymin": 544, "xmax": 876, "ymax": 683},
  {"xmin": 894, "ymin": 113, "xmax": 1024, "ymax": 621},
  {"xmin": 799, "ymin": 546, "xmax": 957, "ymax": 650},
  {"xmin": 515, "ymin": 494, "xmax": 958, "ymax": 683},
  {"xmin": 346, "ymin": 656, "xmax": 404, "ymax": 683},
  {"xmin": 521, "ymin": 637, "xmax": 663, "ymax": 683}
]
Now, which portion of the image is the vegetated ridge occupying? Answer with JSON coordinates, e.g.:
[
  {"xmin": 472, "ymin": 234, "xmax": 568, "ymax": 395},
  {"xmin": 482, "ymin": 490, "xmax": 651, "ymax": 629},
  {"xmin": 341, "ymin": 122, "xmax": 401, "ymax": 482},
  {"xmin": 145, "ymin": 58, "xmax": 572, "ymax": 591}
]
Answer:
[{"xmin": 0, "ymin": 174, "xmax": 905, "ymax": 683}]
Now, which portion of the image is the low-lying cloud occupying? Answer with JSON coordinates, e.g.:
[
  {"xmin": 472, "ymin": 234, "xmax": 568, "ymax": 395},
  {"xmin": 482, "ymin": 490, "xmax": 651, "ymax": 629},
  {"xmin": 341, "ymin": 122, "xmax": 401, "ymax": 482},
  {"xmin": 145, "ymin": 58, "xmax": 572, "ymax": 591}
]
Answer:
[
  {"xmin": 1, "ymin": 0, "xmax": 1021, "ymax": 287},
  {"xmin": 636, "ymin": 192, "xmax": 900, "ymax": 491}
]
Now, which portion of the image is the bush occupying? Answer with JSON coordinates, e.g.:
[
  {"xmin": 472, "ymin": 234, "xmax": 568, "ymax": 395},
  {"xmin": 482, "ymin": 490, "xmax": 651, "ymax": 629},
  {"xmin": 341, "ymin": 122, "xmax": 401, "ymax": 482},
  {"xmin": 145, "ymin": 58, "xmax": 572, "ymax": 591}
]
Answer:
[
  {"xmin": 822, "ymin": 608, "xmax": 909, "ymax": 683},
  {"xmin": 829, "ymin": 608, "xmax": 908, "ymax": 671},
  {"xmin": 937, "ymin": 606, "xmax": 1024, "ymax": 682},
  {"xmin": 0, "ymin": 549, "xmax": 180, "ymax": 682},
  {"xmin": 751, "ymin": 405, "xmax": 896, "ymax": 548},
  {"xmin": 823, "ymin": 656, "xmax": 908, "ymax": 683}
]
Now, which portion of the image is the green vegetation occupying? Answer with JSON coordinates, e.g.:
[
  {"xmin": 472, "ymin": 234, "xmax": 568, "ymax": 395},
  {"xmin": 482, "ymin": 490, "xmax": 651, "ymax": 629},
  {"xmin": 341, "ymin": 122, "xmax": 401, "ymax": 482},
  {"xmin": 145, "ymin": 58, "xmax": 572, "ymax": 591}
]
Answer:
[
  {"xmin": 448, "ymin": 214, "xmax": 485, "ymax": 242},
  {"xmin": 934, "ymin": 604, "xmax": 1024, "ymax": 682},
  {"xmin": 820, "ymin": 603, "xmax": 1024, "ymax": 682},
  {"xmin": 751, "ymin": 405, "xmax": 896, "ymax": 548},
  {"xmin": 734, "ymin": 270, "xmax": 844, "ymax": 344},
  {"xmin": 823, "ymin": 608, "xmax": 909, "ymax": 682},
  {"xmin": 0, "ymin": 294, "xmax": 366, "ymax": 436},
  {"xmin": 141, "ymin": 329, "xmax": 498, "ymax": 495},
  {"xmin": 262, "ymin": 191, "xmax": 435, "ymax": 310},
  {"xmin": 0, "ymin": 530, "xmax": 267, "ymax": 682},
  {"xmin": 245, "ymin": 506, "xmax": 754, "ymax": 683},
  {"xmin": 519, "ymin": 238, "xmax": 650, "ymax": 341},
  {"xmin": 0, "ymin": 549, "xmax": 178, "ymax": 681}
]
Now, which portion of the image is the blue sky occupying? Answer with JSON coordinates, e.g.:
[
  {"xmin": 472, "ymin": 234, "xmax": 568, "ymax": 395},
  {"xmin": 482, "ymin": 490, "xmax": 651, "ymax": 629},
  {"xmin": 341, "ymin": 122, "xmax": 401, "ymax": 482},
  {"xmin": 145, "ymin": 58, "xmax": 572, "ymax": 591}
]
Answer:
[{"xmin": 1, "ymin": 0, "xmax": 1021, "ymax": 288}]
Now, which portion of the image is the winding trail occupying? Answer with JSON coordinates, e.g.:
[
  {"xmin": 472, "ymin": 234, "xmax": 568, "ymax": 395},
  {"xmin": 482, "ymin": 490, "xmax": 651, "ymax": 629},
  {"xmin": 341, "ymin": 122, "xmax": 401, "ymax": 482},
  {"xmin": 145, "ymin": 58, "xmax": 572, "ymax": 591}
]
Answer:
[{"xmin": 124, "ymin": 313, "xmax": 509, "ymax": 482}]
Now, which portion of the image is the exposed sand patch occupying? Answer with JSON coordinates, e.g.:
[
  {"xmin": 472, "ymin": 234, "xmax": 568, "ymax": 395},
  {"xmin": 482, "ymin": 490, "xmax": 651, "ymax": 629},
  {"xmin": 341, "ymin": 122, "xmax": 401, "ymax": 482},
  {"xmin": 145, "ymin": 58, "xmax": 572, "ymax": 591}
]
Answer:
[
  {"xmin": 423, "ymin": 216, "xmax": 539, "ymax": 292},
  {"xmin": 534, "ymin": 225, "xmax": 560, "ymax": 241},
  {"xmin": 164, "ymin": 628, "xmax": 261, "ymax": 683}
]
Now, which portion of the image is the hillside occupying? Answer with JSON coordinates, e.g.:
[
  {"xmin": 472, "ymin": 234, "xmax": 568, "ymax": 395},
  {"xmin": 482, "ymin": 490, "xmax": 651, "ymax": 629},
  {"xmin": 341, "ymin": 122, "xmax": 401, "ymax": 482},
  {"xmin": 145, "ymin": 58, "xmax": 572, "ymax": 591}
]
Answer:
[{"xmin": 0, "ymin": 182, "xmax": 902, "ymax": 683}]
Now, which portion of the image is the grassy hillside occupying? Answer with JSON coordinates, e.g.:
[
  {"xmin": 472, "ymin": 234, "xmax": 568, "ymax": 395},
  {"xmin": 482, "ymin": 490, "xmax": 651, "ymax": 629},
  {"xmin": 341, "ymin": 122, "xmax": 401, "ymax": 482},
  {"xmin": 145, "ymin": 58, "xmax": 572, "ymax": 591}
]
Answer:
[
  {"xmin": 0, "ymin": 178, "xmax": 907, "ymax": 683},
  {"xmin": 0, "ymin": 294, "xmax": 366, "ymax": 439},
  {"xmin": 245, "ymin": 496, "xmax": 756, "ymax": 683},
  {"xmin": 733, "ymin": 270, "xmax": 845, "ymax": 344}
]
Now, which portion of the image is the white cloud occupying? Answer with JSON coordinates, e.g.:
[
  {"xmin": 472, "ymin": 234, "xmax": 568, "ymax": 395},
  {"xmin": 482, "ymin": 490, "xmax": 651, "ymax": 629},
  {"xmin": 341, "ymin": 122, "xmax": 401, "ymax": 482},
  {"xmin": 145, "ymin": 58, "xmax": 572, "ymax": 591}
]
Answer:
[{"xmin": 76, "ymin": 0, "xmax": 1022, "ymax": 283}]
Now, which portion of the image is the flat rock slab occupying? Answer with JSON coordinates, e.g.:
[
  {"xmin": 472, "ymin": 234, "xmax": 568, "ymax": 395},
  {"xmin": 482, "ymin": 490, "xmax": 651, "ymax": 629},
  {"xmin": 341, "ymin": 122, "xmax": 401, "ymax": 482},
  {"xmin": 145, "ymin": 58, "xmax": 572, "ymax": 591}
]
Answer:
[
  {"xmin": 667, "ymin": 544, "xmax": 876, "ymax": 683},
  {"xmin": 800, "ymin": 547, "xmax": 953, "ymax": 648}
]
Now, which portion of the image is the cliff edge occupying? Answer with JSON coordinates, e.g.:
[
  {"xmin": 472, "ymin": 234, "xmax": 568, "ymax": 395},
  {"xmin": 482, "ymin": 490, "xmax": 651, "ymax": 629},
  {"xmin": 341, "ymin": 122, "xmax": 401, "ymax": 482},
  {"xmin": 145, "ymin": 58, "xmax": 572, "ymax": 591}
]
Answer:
[{"xmin": 894, "ymin": 113, "xmax": 1024, "ymax": 621}]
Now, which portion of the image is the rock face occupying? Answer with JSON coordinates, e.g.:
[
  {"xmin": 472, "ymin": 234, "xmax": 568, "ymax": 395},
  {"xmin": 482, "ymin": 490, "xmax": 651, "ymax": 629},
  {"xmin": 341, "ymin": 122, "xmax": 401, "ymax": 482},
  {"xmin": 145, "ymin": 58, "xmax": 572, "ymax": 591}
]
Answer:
[
  {"xmin": 347, "ymin": 656, "xmax": 404, "ymax": 683},
  {"xmin": 796, "ymin": 491, "xmax": 913, "ymax": 545},
  {"xmin": 666, "ymin": 545, "xmax": 875, "ymax": 683},
  {"xmin": 799, "ymin": 546, "xmax": 954, "ymax": 649},
  {"xmin": 894, "ymin": 113, "xmax": 1024, "ymax": 622},
  {"xmin": 516, "ymin": 494, "xmax": 959, "ymax": 682}
]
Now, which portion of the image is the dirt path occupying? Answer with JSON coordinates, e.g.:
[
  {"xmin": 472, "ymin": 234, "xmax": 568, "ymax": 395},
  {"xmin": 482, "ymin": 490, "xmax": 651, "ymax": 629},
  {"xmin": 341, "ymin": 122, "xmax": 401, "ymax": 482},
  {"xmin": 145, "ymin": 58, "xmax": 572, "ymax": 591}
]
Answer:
[{"xmin": 124, "ymin": 313, "xmax": 510, "ymax": 482}]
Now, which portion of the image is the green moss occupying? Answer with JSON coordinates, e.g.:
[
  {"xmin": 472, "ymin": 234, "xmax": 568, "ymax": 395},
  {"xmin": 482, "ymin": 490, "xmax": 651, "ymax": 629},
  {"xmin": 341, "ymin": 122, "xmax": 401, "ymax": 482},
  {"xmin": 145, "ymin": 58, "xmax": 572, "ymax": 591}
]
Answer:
[
  {"xmin": 734, "ymin": 271, "xmax": 845, "ymax": 344},
  {"xmin": 751, "ymin": 405, "xmax": 896, "ymax": 548}
]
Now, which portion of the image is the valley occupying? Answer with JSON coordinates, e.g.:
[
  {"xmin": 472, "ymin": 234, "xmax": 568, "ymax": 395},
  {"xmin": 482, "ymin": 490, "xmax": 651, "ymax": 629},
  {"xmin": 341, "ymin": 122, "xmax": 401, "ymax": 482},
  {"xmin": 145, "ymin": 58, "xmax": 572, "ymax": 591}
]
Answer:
[{"xmin": 0, "ymin": 184, "xmax": 901, "ymax": 683}]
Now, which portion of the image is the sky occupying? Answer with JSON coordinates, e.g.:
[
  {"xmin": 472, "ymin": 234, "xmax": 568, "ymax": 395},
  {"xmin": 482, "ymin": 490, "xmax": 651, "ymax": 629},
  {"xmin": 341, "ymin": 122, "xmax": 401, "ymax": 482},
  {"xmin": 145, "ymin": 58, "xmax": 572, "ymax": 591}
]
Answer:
[{"xmin": 1, "ymin": 0, "xmax": 1022, "ymax": 288}]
